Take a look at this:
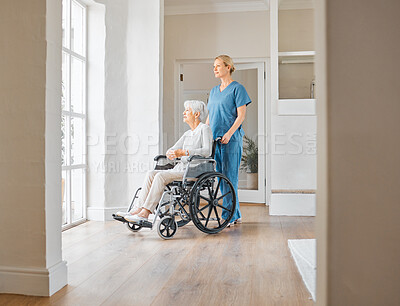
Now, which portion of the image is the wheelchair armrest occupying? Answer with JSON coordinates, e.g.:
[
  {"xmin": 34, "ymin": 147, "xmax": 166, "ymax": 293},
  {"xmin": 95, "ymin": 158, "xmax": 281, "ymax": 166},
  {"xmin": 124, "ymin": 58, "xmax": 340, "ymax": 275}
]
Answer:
[
  {"xmin": 154, "ymin": 155, "xmax": 167, "ymax": 161},
  {"xmin": 188, "ymin": 155, "xmax": 215, "ymax": 162}
]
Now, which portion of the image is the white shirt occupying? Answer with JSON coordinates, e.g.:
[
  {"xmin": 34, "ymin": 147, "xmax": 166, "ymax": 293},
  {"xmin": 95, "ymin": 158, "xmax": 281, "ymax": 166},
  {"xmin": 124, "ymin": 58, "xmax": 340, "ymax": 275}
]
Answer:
[{"xmin": 167, "ymin": 122, "xmax": 213, "ymax": 172}]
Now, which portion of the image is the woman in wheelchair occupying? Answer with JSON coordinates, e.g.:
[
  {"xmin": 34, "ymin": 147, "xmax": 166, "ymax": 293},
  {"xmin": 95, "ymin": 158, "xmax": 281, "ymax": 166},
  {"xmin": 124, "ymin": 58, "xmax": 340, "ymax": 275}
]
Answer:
[{"xmin": 118, "ymin": 100, "xmax": 213, "ymax": 223}]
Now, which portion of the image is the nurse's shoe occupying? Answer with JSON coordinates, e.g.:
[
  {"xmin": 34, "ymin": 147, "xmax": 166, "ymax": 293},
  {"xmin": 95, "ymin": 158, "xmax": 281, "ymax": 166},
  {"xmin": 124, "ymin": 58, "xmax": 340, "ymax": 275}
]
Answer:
[
  {"xmin": 226, "ymin": 218, "xmax": 242, "ymax": 227},
  {"xmin": 221, "ymin": 219, "xmax": 233, "ymax": 228},
  {"xmin": 233, "ymin": 218, "xmax": 242, "ymax": 224}
]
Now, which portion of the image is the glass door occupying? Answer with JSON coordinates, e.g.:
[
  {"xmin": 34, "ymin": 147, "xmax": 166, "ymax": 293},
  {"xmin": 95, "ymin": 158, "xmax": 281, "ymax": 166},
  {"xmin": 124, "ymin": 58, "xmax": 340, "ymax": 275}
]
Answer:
[{"xmin": 235, "ymin": 63, "xmax": 266, "ymax": 203}]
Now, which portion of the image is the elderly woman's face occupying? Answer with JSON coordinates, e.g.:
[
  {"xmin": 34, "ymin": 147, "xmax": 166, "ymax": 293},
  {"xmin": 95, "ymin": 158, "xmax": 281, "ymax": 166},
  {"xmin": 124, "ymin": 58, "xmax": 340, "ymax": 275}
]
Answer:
[
  {"xmin": 213, "ymin": 58, "xmax": 230, "ymax": 79},
  {"xmin": 183, "ymin": 106, "xmax": 197, "ymax": 124}
]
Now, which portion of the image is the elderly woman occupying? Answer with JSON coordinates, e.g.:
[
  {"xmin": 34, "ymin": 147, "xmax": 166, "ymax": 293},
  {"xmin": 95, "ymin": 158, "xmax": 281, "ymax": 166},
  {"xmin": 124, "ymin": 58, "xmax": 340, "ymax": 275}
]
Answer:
[
  {"xmin": 121, "ymin": 100, "xmax": 212, "ymax": 223},
  {"xmin": 206, "ymin": 55, "xmax": 251, "ymax": 225}
]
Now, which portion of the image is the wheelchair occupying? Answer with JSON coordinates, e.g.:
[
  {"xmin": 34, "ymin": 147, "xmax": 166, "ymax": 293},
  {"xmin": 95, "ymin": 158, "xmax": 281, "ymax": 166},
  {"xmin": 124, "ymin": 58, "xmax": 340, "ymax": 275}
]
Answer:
[{"xmin": 112, "ymin": 138, "xmax": 237, "ymax": 240}]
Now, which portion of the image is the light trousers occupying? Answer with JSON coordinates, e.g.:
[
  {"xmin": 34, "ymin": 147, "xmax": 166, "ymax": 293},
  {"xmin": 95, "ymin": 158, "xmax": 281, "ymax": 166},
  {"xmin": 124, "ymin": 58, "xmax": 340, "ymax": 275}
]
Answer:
[{"xmin": 136, "ymin": 170, "xmax": 184, "ymax": 213}]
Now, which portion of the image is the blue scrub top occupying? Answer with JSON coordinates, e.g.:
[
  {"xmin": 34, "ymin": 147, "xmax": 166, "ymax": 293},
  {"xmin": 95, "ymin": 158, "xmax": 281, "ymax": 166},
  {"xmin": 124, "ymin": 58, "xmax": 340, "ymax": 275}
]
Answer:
[{"xmin": 207, "ymin": 81, "xmax": 251, "ymax": 142}]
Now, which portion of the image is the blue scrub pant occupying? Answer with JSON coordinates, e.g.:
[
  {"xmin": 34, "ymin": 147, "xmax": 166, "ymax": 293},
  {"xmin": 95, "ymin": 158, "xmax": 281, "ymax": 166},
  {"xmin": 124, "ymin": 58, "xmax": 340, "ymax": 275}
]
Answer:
[{"xmin": 214, "ymin": 139, "xmax": 242, "ymax": 222}]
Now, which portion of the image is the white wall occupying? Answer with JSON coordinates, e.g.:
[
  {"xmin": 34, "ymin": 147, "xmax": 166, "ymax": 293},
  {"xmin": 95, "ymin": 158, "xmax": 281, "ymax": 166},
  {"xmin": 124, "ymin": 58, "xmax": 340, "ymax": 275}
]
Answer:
[
  {"xmin": 86, "ymin": 0, "xmax": 130, "ymax": 220},
  {"xmin": 127, "ymin": 0, "xmax": 163, "ymax": 203},
  {"xmin": 86, "ymin": 0, "xmax": 163, "ymax": 219},
  {"xmin": 164, "ymin": 10, "xmax": 269, "ymax": 150},
  {"xmin": 0, "ymin": 0, "xmax": 67, "ymax": 296},
  {"xmin": 279, "ymin": 9, "xmax": 314, "ymax": 52},
  {"xmin": 87, "ymin": 0, "xmax": 107, "ymax": 219},
  {"xmin": 270, "ymin": 6, "xmax": 316, "ymax": 215}
]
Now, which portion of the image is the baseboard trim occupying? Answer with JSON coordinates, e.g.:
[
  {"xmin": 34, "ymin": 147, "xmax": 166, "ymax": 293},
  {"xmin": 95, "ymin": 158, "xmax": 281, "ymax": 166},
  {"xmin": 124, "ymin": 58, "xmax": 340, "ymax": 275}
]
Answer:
[
  {"xmin": 0, "ymin": 261, "xmax": 67, "ymax": 296},
  {"xmin": 269, "ymin": 193, "xmax": 316, "ymax": 216},
  {"xmin": 87, "ymin": 206, "xmax": 128, "ymax": 221},
  {"xmin": 272, "ymin": 189, "xmax": 316, "ymax": 194}
]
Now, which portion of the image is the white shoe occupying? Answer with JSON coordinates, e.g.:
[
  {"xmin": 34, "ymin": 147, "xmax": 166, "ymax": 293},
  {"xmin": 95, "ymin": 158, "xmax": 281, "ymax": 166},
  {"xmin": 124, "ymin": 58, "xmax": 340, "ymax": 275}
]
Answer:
[
  {"xmin": 115, "ymin": 211, "xmax": 130, "ymax": 217},
  {"xmin": 124, "ymin": 214, "xmax": 148, "ymax": 222},
  {"xmin": 234, "ymin": 218, "xmax": 242, "ymax": 224}
]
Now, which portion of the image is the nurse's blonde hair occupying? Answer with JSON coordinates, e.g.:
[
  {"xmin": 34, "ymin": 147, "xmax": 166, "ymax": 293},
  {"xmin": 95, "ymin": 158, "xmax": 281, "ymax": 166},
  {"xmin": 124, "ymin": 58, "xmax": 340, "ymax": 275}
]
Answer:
[{"xmin": 215, "ymin": 54, "xmax": 236, "ymax": 74}]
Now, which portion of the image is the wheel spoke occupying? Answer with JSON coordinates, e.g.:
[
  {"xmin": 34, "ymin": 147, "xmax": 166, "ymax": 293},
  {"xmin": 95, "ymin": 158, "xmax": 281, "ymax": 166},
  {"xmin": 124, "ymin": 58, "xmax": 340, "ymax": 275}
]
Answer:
[
  {"xmin": 213, "ymin": 206, "xmax": 221, "ymax": 227},
  {"xmin": 204, "ymin": 205, "xmax": 213, "ymax": 227},
  {"xmin": 177, "ymin": 199, "xmax": 191, "ymax": 221},
  {"xmin": 216, "ymin": 203, "xmax": 233, "ymax": 213},
  {"xmin": 166, "ymin": 228, "xmax": 170, "ymax": 236},
  {"xmin": 213, "ymin": 178, "xmax": 221, "ymax": 198},
  {"xmin": 198, "ymin": 210, "xmax": 207, "ymax": 220},
  {"xmin": 198, "ymin": 203, "xmax": 211, "ymax": 213},
  {"xmin": 217, "ymin": 191, "xmax": 231, "ymax": 201},
  {"xmin": 199, "ymin": 195, "xmax": 212, "ymax": 202},
  {"xmin": 207, "ymin": 185, "xmax": 214, "ymax": 200}
]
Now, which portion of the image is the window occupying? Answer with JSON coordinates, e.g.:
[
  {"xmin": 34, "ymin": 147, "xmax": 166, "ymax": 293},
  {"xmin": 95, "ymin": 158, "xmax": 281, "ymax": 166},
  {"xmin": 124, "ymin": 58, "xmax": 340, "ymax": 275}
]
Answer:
[{"xmin": 62, "ymin": 0, "xmax": 87, "ymax": 227}]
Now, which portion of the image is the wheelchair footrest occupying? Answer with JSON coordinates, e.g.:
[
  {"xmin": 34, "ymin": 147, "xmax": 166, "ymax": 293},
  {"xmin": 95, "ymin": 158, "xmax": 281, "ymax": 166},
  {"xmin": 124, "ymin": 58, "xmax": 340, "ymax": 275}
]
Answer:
[
  {"xmin": 137, "ymin": 220, "xmax": 153, "ymax": 228},
  {"xmin": 112, "ymin": 214, "xmax": 126, "ymax": 223}
]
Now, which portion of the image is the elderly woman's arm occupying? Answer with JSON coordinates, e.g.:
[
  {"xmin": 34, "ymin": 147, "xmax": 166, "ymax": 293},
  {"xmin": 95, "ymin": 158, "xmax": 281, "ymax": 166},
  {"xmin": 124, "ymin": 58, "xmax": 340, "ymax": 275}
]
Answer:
[
  {"xmin": 185, "ymin": 126, "xmax": 213, "ymax": 157},
  {"xmin": 221, "ymin": 105, "xmax": 246, "ymax": 144},
  {"xmin": 166, "ymin": 134, "xmax": 186, "ymax": 160}
]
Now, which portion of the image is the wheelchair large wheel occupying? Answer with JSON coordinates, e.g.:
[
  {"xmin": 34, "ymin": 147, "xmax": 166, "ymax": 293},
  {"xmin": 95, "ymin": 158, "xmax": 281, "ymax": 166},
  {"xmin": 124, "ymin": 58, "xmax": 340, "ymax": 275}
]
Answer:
[
  {"xmin": 157, "ymin": 216, "xmax": 178, "ymax": 240},
  {"xmin": 189, "ymin": 172, "xmax": 236, "ymax": 234}
]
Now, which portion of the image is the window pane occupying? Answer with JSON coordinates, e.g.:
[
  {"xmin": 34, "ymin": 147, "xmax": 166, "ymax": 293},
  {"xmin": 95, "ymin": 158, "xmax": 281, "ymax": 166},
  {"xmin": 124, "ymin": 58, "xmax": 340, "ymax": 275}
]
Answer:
[
  {"xmin": 236, "ymin": 68, "xmax": 259, "ymax": 191},
  {"xmin": 62, "ymin": 115, "xmax": 67, "ymax": 166},
  {"xmin": 62, "ymin": 170, "xmax": 67, "ymax": 225},
  {"xmin": 71, "ymin": 116, "xmax": 84, "ymax": 165},
  {"xmin": 71, "ymin": 56, "xmax": 84, "ymax": 113},
  {"xmin": 71, "ymin": 168, "xmax": 84, "ymax": 222},
  {"xmin": 62, "ymin": 0, "xmax": 68, "ymax": 48},
  {"xmin": 62, "ymin": 52, "xmax": 69, "ymax": 111},
  {"xmin": 71, "ymin": 1, "xmax": 85, "ymax": 55}
]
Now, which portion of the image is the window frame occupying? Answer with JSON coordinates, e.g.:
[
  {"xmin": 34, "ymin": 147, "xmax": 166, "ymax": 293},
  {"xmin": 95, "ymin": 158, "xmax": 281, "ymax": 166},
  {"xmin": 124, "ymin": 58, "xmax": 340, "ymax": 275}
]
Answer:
[{"xmin": 62, "ymin": 0, "xmax": 88, "ymax": 230}]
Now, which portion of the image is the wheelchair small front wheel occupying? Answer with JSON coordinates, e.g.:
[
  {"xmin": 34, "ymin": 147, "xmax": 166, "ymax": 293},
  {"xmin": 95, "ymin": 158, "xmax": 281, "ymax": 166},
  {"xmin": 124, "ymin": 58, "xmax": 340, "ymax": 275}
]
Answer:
[
  {"xmin": 126, "ymin": 222, "xmax": 142, "ymax": 232},
  {"xmin": 190, "ymin": 172, "xmax": 236, "ymax": 234},
  {"xmin": 157, "ymin": 216, "xmax": 178, "ymax": 240}
]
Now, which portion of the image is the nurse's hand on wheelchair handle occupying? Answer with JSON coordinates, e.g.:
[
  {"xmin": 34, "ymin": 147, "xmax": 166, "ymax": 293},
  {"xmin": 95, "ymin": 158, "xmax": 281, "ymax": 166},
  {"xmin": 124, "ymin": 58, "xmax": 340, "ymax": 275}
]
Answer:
[{"xmin": 221, "ymin": 132, "xmax": 232, "ymax": 144}]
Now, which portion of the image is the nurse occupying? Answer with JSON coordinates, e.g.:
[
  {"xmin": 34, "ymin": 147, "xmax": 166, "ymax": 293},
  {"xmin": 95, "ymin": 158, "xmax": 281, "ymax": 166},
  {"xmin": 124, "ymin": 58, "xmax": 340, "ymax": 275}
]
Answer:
[{"xmin": 206, "ymin": 55, "xmax": 251, "ymax": 225}]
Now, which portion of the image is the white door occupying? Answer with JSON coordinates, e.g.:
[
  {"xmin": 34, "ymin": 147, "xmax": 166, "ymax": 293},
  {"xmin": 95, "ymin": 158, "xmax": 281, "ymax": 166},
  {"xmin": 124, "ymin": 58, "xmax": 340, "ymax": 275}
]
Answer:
[
  {"xmin": 235, "ymin": 63, "xmax": 266, "ymax": 203},
  {"xmin": 177, "ymin": 61, "xmax": 266, "ymax": 204}
]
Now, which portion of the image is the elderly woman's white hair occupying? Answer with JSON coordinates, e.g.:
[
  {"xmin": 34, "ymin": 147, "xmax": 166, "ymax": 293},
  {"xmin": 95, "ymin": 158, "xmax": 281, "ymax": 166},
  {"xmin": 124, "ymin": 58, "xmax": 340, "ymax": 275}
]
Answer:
[{"xmin": 184, "ymin": 100, "xmax": 208, "ymax": 123}]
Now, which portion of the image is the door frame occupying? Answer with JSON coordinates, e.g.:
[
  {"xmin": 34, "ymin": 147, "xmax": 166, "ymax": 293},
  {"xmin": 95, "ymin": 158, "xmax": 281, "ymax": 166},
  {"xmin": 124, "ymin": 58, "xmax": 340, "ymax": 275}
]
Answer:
[
  {"xmin": 175, "ymin": 58, "xmax": 271, "ymax": 205},
  {"xmin": 234, "ymin": 61, "xmax": 266, "ymax": 203}
]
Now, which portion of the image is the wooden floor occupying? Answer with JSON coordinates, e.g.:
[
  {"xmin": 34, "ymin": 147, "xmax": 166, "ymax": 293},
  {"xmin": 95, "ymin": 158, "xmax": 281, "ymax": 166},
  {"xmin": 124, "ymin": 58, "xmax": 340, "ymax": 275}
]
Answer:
[{"xmin": 0, "ymin": 206, "xmax": 315, "ymax": 306}]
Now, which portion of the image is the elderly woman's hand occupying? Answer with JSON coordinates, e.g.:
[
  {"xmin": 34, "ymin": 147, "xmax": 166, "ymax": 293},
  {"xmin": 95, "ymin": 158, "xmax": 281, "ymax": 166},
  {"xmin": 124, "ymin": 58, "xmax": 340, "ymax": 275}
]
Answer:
[
  {"xmin": 166, "ymin": 149, "xmax": 187, "ymax": 160},
  {"xmin": 166, "ymin": 150, "xmax": 175, "ymax": 160}
]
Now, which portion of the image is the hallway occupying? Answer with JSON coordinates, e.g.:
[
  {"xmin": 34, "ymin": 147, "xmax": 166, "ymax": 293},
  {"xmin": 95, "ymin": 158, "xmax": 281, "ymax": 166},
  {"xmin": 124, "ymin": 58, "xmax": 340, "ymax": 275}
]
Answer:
[{"xmin": 0, "ymin": 206, "xmax": 314, "ymax": 305}]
